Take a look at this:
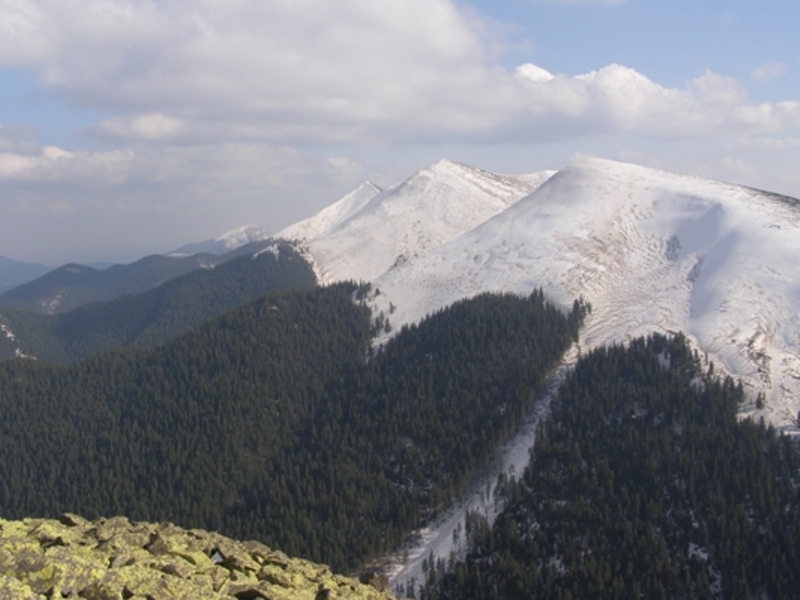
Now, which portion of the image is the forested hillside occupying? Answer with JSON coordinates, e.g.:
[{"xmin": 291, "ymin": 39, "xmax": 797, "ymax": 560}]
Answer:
[
  {"xmin": 0, "ymin": 242, "xmax": 316, "ymax": 363},
  {"xmin": 0, "ymin": 284, "xmax": 584, "ymax": 572},
  {"xmin": 424, "ymin": 334, "xmax": 800, "ymax": 600}
]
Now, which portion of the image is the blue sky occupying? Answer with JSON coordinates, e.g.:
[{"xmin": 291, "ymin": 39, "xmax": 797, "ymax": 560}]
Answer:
[{"xmin": 1, "ymin": 0, "xmax": 799, "ymax": 264}]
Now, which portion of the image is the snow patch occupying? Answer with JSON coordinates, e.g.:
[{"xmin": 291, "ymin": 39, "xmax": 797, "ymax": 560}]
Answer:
[
  {"xmin": 293, "ymin": 160, "xmax": 555, "ymax": 284},
  {"xmin": 1, "ymin": 322, "xmax": 16, "ymax": 342},
  {"xmin": 253, "ymin": 244, "xmax": 280, "ymax": 260},
  {"xmin": 384, "ymin": 349, "xmax": 578, "ymax": 594},
  {"xmin": 276, "ymin": 181, "xmax": 381, "ymax": 242},
  {"xmin": 215, "ymin": 224, "xmax": 270, "ymax": 249}
]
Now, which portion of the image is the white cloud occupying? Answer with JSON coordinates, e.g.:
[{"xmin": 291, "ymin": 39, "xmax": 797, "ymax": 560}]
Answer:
[
  {"xmin": 0, "ymin": 142, "xmax": 314, "ymax": 191},
  {"xmin": 509, "ymin": 64, "xmax": 800, "ymax": 141},
  {"xmin": 0, "ymin": 139, "xmax": 340, "ymax": 262},
  {"xmin": 96, "ymin": 114, "xmax": 186, "ymax": 141},
  {"xmin": 325, "ymin": 156, "xmax": 366, "ymax": 184},
  {"xmin": 720, "ymin": 156, "xmax": 756, "ymax": 178},
  {"xmin": 734, "ymin": 137, "xmax": 800, "ymax": 151},
  {"xmin": 1, "ymin": 0, "xmax": 797, "ymax": 148},
  {"xmin": 751, "ymin": 62, "xmax": 788, "ymax": 83}
]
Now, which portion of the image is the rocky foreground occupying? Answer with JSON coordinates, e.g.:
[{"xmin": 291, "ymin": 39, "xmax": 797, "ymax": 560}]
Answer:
[{"xmin": 0, "ymin": 514, "xmax": 396, "ymax": 599}]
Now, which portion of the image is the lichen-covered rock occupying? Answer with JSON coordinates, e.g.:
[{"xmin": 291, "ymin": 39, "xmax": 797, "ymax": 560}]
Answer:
[{"xmin": 0, "ymin": 515, "xmax": 396, "ymax": 600}]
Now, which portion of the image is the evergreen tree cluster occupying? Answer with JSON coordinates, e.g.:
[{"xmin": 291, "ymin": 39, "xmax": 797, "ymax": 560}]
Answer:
[
  {"xmin": 426, "ymin": 334, "xmax": 800, "ymax": 599},
  {"xmin": 0, "ymin": 285, "xmax": 581, "ymax": 572}
]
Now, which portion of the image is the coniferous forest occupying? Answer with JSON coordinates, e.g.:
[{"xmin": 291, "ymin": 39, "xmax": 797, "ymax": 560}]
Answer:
[
  {"xmin": 0, "ymin": 283, "xmax": 583, "ymax": 572},
  {"xmin": 423, "ymin": 334, "xmax": 800, "ymax": 600}
]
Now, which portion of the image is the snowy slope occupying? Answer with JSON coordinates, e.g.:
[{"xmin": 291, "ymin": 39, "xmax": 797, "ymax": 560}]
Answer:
[
  {"xmin": 170, "ymin": 224, "xmax": 270, "ymax": 256},
  {"xmin": 216, "ymin": 224, "xmax": 271, "ymax": 249},
  {"xmin": 367, "ymin": 159, "xmax": 800, "ymax": 429},
  {"xmin": 297, "ymin": 159, "xmax": 555, "ymax": 283},
  {"xmin": 276, "ymin": 182, "xmax": 382, "ymax": 241}
]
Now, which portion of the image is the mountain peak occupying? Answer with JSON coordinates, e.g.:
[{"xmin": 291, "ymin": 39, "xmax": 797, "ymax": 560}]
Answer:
[
  {"xmin": 296, "ymin": 160, "xmax": 553, "ymax": 283},
  {"xmin": 276, "ymin": 181, "xmax": 382, "ymax": 242},
  {"xmin": 363, "ymin": 158, "xmax": 800, "ymax": 430},
  {"xmin": 214, "ymin": 224, "xmax": 270, "ymax": 247},
  {"xmin": 170, "ymin": 224, "xmax": 270, "ymax": 256}
]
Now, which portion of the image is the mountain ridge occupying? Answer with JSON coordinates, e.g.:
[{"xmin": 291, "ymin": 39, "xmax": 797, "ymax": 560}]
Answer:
[
  {"xmin": 0, "ymin": 255, "xmax": 52, "ymax": 295},
  {"xmin": 272, "ymin": 157, "xmax": 800, "ymax": 430},
  {"xmin": 298, "ymin": 159, "xmax": 555, "ymax": 284},
  {"xmin": 170, "ymin": 224, "xmax": 271, "ymax": 256}
]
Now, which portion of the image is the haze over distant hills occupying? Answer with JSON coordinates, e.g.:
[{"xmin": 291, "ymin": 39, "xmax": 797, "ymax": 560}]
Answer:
[
  {"xmin": 0, "ymin": 255, "xmax": 52, "ymax": 295},
  {"xmin": 0, "ymin": 241, "xmax": 281, "ymax": 315},
  {"xmin": 0, "ymin": 241, "xmax": 315, "ymax": 363}
]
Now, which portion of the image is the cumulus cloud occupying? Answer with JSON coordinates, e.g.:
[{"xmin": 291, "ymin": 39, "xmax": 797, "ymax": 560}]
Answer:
[
  {"xmin": 508, "ymin": 64, "xmax": 800, "ymax": 141},
  {"xmin": 0, "ymin": 0, "xmax": 490, "ymax": 143},
  {"xmin": 3, "ymin": 0, "xmax": 796, "ymax": 148},
  {"xmin": 751, "ymin": 62, "xmax": 788, "ymax": 83},
  {"xmin": 95, "ymin": 114, "xmax": 186, "ymax": 142},
  {"xmin": 0, "ymin": 142, "xmax": 313, "ymax": 191}
]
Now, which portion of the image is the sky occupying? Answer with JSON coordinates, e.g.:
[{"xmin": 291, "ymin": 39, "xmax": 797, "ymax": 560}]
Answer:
[{"xmin": 1, "ymin": 0, "xmax": 799, "ymax": 265}]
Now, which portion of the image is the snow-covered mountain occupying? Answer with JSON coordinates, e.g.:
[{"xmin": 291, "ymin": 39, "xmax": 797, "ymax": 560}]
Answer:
[
  {"xmin": 279, "ymin": 158, "xmax": 800, "ymax": 430},
  {"xmin": 276, "ymin": 181, "xmax": 382, "ymax": 242},
  {"xmin": 294, "ymin": 159, "xmax": 555, "ymax": 283},
  {"xmin": 170, "ymin": 224, "xmax": 270, "ymax": 256}
]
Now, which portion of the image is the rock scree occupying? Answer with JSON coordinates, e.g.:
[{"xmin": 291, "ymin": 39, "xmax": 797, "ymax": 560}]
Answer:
[{"xmin": 0, "ymin": 514, "xmax": 397, "ymax": 599}]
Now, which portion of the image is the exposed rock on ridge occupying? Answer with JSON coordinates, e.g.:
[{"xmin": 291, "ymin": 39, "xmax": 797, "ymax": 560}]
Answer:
[{"xmin": 0, "ymin": 514, "xmax": 396, "ymax": 599}]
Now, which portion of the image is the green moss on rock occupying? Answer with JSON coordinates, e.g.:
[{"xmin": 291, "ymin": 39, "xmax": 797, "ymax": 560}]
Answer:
[{"xmin": 0, "ymin": 515, "xmax": 396, "ymax": 599}]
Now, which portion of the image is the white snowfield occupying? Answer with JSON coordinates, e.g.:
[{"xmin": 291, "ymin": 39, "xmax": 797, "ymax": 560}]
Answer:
[
  {"xmin": 280, "ymin": 157, "xmax": 800, "ymax": 431},
  {"xmin": 214, "ymin": 224, "xmax": 271, "ymax": 249},
  {"xmin": 276, "ymin": 182, "xmax": 382, "ymax": 243},
  {"xmin": 294, "ymin": 159, "xmax": 555, "ymax": 283}
]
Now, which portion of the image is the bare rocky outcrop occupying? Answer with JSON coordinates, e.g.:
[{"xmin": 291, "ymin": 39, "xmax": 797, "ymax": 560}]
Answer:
[{"xmin": 0, "ymin": 514, "xmax": 396, "ymax": 599}]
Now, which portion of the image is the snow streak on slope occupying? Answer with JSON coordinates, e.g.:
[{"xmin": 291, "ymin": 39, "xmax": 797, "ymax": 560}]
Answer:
[
  {"xmin": 299, "ymin": 160, "xmax": 555, "ymax": 283},
  {"xmin": 276, "ymin": 182, "xmax": 382, "ymax": 242},
  {"xmin": 370, "ymin": 159, "xmax": 800, "ymax": 430},
  {"xmin": 215, "ymin": 224, "xmax": 271, "ymax": 249},
  {"xmin": 384, "ymin": 349, "xmax": 577, "ymax": 596}
]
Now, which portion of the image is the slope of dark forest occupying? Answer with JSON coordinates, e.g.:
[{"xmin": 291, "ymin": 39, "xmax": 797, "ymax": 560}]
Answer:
[
  {"xmin": 0, "ymin": 285, "xmax": 583, "ymax": 572},
  {"xmin": 425, "ymin": 334, "xmax": 800, "ymax": 600}
]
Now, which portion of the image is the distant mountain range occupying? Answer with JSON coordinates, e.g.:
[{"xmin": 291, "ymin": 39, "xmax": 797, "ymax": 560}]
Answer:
[
  {"xmin": 0, "ymin": 241, "xmax": 315, "ymax": 363},
  {"xmin": 0, "ymin": 240, "xmax": 291, "ymax": 315},
  {"xmin": 0, "ymin": 255, "xmax": 52, "ymax": 295}
]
